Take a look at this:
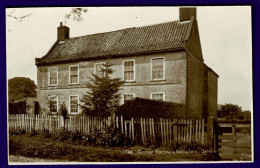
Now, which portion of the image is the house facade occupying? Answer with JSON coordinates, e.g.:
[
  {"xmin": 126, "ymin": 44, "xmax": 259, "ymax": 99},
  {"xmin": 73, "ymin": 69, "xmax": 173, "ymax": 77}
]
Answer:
[{"xmin": 35, "ymin": 8, "xmax": 218, "ymax": 119}]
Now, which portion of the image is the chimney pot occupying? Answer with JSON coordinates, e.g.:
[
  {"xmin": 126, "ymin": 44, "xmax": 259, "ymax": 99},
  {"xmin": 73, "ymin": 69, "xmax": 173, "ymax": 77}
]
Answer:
[{"xmin": 60, "ymin": 22, "xmax": 63, "ymax": 27}]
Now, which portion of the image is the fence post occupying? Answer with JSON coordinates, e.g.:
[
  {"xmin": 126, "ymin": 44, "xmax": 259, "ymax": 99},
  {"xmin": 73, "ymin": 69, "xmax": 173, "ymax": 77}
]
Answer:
[
  {"xmin": 32, "ymin": 114, "xmax": 36, "ymax": 133},
  {"xmin": 207, "ymin": 117, "xmax": 216, "ymax": 149}
]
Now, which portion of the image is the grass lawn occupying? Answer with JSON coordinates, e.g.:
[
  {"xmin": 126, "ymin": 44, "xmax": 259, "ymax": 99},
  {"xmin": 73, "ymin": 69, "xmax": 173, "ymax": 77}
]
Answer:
[{"xmin": 9, "ymin": 134, "xmax": 219, "ymax": 162}]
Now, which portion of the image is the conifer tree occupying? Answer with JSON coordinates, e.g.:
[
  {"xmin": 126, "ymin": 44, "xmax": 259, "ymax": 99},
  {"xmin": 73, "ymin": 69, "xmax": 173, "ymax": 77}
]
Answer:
[{"xmin": 81, "ymin": 61, "xmax": 123, "ymax": 117}]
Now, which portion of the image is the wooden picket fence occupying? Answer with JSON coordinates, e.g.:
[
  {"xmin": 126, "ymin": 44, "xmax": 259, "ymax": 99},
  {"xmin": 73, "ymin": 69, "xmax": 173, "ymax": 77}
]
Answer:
[{"xmin": 9, "ymin": 114, "xmax": 206, "ymax": 145}]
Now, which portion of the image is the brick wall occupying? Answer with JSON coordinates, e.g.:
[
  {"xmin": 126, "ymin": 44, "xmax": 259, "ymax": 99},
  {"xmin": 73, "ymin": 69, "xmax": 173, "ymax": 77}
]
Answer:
[{"xmin": 37, "ymin": 51, "xmax": 187, "ymax": 115}]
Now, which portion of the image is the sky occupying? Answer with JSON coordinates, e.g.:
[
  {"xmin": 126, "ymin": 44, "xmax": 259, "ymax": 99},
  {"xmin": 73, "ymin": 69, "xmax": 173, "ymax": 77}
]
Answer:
[{"xmin": 6, "ymin": 7, "xmax": 252, "ymax": 111}]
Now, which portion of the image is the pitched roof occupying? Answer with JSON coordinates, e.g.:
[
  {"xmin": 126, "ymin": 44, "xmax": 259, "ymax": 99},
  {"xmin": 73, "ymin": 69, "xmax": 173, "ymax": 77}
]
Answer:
[{"xmin": 36, "ymin": 19, "xmax": 193, "ymax": 66}]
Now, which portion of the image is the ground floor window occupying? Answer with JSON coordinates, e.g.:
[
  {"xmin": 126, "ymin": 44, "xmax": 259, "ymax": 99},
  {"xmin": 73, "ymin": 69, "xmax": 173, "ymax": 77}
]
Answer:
[
  {"xmin": 123, "ymin": 93, "xmax": 135, "ymax": 104},
  {"xmin": 49, "ymin": 96, "xmax": 58, "ymax": 113},
  {"xmin": 151, "ymin": 92, "xmax": 165, "ymax": 101},
  {"xmin": 69, "ymin": 95, "xmax": 79, "ymax": 114}
]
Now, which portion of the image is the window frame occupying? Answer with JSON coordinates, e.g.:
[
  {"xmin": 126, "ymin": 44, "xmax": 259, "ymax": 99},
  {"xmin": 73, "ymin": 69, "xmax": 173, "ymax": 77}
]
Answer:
[
  {"xmin": 94, "ymin": 62, "xmax": 106, "ymax": 76},
  {"xmin": 48, "ymin": 67, "xmax": 58, "ymax": 86},
  {"xmin": 150, "ymin": 92, "xmax": 165, "ymax": 101},
  {"xmin": 69, "ymin": 65, "xmax": 79, "ymax": 85},
  {"xmin": 122, "ymin": 93, "xmax": 135, "ymax": 104},
  {"xmin": 151, "ymin": 57, "xmax": 165, "ymax": 81},
  {"xmin": 122, "ymin": 59, "xmax": 136, "ymax": 82},
  {"xmin": 69, "ymin": 95, "xmax": 80, "ymax": 114},
  {"xmin": 48, "ymin": 95, "xmax": 58, "ymax": 114}
]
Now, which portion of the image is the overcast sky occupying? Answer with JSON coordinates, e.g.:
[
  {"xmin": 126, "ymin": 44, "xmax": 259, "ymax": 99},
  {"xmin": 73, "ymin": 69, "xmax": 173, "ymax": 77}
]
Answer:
[{"xmin": 6, "ymin": 7, "xmax": 252, "ymax": 111}]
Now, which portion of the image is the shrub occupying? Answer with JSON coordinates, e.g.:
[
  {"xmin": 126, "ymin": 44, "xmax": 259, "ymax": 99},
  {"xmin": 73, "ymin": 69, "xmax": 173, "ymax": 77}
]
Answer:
[{"xmin": 115, "ymin": 98, "xmax": 185, "ymax": 119}]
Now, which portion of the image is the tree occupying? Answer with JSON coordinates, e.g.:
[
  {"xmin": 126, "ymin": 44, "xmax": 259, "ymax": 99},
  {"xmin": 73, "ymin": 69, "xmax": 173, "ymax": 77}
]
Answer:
[
  {"xmin": 59, "ymin": 102, "xmax": 68, "ymax": 129},
  {"xmin": 241, "ymin": 110, "xmax": 251, "ymax": 120},
  {"xmin": 8, "ymin": 77, "xmax": 37, "ymax": 103},
  {"xmin": 218, "ymin": 103, "xmax": 242, "ymax": 118},
  {"xmin": 64, "ymin": 8, "xmax": 88, "ymax": 23},
  {"xmin": 81, "ymin": 62, "xmax": 124, "ymax": 117}
]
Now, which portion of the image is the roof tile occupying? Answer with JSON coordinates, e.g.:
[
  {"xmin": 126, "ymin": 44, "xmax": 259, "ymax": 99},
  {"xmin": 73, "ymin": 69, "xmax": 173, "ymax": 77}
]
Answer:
[{"xmin": 36, "ymin": 20, "xmax": 193, "ymax": 65}]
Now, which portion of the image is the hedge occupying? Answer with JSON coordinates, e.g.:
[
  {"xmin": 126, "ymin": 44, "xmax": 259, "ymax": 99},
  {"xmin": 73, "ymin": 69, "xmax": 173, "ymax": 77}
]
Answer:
[{"xmin": 115, "ymin": 98, "xmax": 185, "ymax": 119}]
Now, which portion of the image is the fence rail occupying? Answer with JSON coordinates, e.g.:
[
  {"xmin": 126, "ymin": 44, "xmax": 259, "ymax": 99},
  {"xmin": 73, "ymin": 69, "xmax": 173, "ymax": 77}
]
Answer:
[
  {"xmin": 217, "ymin": 123, "xmax": 251, "ymax": 160},
  {"xmin": 9, "ymin": 114, "xmax": 206, "ymax": 145}
]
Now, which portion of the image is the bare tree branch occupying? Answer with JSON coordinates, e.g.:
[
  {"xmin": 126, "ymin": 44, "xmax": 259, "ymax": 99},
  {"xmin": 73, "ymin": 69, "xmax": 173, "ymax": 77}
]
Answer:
[{"xmin": 7, "ymin": 12, "xmax": 32, "ymax": 22}]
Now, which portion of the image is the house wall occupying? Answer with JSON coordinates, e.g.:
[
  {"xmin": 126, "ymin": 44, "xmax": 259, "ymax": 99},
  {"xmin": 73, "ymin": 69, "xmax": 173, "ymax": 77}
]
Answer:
[
  {"xmin": 186, "ymin": 52, "xmax": 204, "ymax": 118},
  {"xmin": 202, "ymin": 66, "xmax": 218, "ymax": 119},
  {"xmin": 203, "ymin": 66, "xmax": 209, "ymax": 119},
  {"xmin": 207, "ymin": 70, "xmax": 218, "ymax": 118},
  {"xmin": 185, "ymin": 19, "xmax": 203, "ymax": 62},
  {"xmin": 37, "ymin": 51, "xmax": 187, "ymax": 115}
]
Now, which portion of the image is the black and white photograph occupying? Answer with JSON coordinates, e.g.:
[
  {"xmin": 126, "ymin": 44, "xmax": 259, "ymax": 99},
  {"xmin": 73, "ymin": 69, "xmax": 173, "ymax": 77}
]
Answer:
[{"xmin": 6, "ymin": 6, "xmax": 253, "ymax": 163}]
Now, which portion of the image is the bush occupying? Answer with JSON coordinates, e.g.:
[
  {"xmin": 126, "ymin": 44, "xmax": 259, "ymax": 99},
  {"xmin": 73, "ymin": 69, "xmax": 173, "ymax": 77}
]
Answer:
[
  {"xmin": 115, "ymin": 98, "xmax": 185, "ymax": 119},
  {"xmin": 81, "ymin": 126, "xmax": 132, "ymax": 147},
  {"xmin": 38, "ymin": 127, "xmax": 132, "ymax": 147}
]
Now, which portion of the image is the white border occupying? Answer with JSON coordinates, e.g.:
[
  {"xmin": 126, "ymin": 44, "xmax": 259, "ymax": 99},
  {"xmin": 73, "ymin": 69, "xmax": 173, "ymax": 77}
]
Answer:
[
  {"xmin": 68, "ymin": 95, "xmax": 80, "ymax": 114},
  {"xmin": 122, "ymin": 59, "xmax": 136, "ymax": 82},
  {"xmin": 150, "ymin": 92, "xmax": 165, "ymax": 101},
  {"xmin": 48, "ymin": 67, "xmax": 58, "ymax": 86},
  {"xmin": 68, "ymin": 65, "xmax": 79, "ymax": 85},
  {"xmin": 48, "ymin": 95, "xmax": 58, "ymax": 114},
  {"xmin": 151, "ymin": 57, "xmax": 165, "ymax": 81}
]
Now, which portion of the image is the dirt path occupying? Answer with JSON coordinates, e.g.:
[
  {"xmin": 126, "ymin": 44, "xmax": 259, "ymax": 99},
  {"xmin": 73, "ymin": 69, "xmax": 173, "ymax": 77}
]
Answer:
[{"xmin": 9, "ymin": 155, "xmax": 69, "ymax": 163}]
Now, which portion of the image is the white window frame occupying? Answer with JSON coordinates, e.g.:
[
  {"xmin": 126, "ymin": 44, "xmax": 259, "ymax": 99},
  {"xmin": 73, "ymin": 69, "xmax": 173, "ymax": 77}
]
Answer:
[
  {"xmin": 69, "ymin": 65, "xmax": 79, "ymax": 85},
  {"xmin": 151, "ymin": 57, "xmax": 165, "ymax": 81},
  {"xmin": 122, "ymin": 93, "xmax": 135, "ymax": 104},
  {"xmin": 150, "ymin": 92, "xmax": 165, "ymax": 101},
  {"xmin": 48, "ymin": 95, "xmax": 58, "ymax": 114},
  {"xmin": 122, "ymin": 59, "xmax": 136, "ymax": 82},
  {"xmin": 94, "ymin": 62, "xmax": 105, "ymax": 76},
  {"xmin": 69, "ymin": 95, "xmax": 80, "ymax": 114},
  {"xmin": 48, "ymin": 67, "xmax": 58, "ymax": 86}
]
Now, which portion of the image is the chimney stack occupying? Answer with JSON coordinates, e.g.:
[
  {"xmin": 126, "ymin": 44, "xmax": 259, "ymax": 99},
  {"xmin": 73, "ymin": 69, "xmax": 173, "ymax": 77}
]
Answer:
[
  {"xmin": 57, "ymin": 22, "xmax": 70, "ymax": 41},
  {"xmin": 179, "ymin": 7, "xmax": 196, "ymax": 22}
]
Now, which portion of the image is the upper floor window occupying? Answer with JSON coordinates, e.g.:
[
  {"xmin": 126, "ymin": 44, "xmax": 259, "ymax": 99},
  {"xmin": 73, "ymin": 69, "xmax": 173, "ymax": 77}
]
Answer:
[
  {"xmin": 69, "ymin": 95, "xmax": 79, "ymax": 114},
  {"xmin": 151, "ymin": 92, "xmax": 165, "ymax": 101},
  {"xmin": 123, "ymin": 60, "xmax": 135, "ymax": 81},
  {"xmin": 49, "ymin": 67, "xmax": 58, "ymax": 86},
  {"xmin": 151, "ymin": 57, "xmax": 165, "ymax": 80},
  {"xmin": 49, "ymin": 95, "xmax": 58, "ymax": 113},
  {"xmin": 123, "ymin": 93, "xmax": 135, "ymax": 104},
  {"xmin": 94, "ymin": 62, "xmax": 105, "ymax": 77},
  {"xmin": 69, "ymin": 65, "xmax": 79, "ymax": 84}
]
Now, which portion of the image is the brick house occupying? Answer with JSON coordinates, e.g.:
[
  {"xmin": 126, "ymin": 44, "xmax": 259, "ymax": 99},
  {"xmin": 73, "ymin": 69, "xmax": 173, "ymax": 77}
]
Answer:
[{"xmin": 35, "ymin": 8, "xmax": 218, "ymax": 119}]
